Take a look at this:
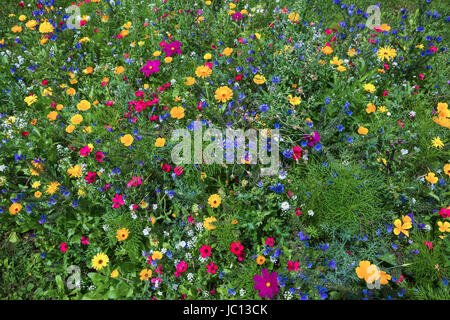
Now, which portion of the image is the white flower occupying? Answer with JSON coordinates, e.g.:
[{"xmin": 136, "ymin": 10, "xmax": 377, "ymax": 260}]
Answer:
[
  {"xmin": 424, "ymin": 224, "xmax": 431, "ymax": 231},
  {"xmin": 0, "ymin": 164, "xmax": 7, "ymax": 172},
  {"xmin": 239, "ymin": 289, "xmax": 246, "ymax": 296},
  {"xmin": 161, "ymin": 248, "xmax": 167, "ymax": 254},
  {"xmin": 400, "ymin": 149, "xmax": 408, "ymax": 155},
  {"xmin": 143, "ymin": 227, "xmax": 151, "ymax": 236},
  {"xmin": 308, "ymin": 210, "xmax": 314, "ymax": 216},
  {"xmin": 281, "ymin": 202, "xmax": 290, "ymax": 211},
  {"xmin": 279, "ymin": 170, "xmax": 287, "ymax": 179},
  {"xmin": 152, "ymin": 204, "xmax": 158, "ymax": 210},
  {"xmin": 187, "ymin": 273, "xmax": 194, "ymax": 281}
]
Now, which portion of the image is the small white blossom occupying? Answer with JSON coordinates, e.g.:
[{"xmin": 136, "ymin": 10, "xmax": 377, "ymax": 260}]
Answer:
[
  {"xmin": 281, "ymin": 202, "xmax": 290, "ymax": 211},
  {"xmin": 308, "ymin": 210, "xmax": 314, "ymax": 216}
]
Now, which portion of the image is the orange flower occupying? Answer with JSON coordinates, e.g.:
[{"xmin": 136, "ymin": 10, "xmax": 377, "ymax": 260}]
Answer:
[
  {"xmin": 9, "ymin": 203, "xmax": 22, "ymax": 215},
  {"xmin": 357, "ymin": 126, "xmax": 368, "ymax": 135}
]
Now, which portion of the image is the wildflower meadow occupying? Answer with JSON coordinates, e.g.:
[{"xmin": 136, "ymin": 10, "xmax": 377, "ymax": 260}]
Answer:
[{"xmin": 0, "ymin": 0, "xmax": 449, "ymax": 302}]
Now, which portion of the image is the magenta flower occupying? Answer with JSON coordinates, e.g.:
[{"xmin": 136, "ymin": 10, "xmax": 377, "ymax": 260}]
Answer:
[
  {"xmin": 199, "ymin": 244, "xmax": 212, "ymax": 258},
  {"xmin": 60, "ymin": 242, "xmax": 68, "ymax": 253},
  {"xmin": 253, "ymin": 269, "xmax": 279, "ymax": 299},
  {"xmin": 304, "ymin": 131, "xmax": 320, "ymax": 147},
  {"xmin": 112, "ymin": 194, "xmax": 124, "ymax": 208},
  {"xmin": 141, "ymin": 60, "xmax": 160, "ymax": 77},
  {"xmin": 79, "ymin": 145, "xmax": 92, "ymax": 156},
  {"xmin": 206, "ymin": 261, "xmax": 217, "ymax": 274},
  {"xmin": 174, "ymin": 166, "xmax": 183, "ymax": 176},
  {"xmin": 163, "ymin": 41, "xmax": 182, "ymax": 57}
]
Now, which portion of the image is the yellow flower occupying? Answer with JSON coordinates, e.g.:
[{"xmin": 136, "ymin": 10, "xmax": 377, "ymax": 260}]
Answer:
[
  {"xmin": 222, "ymin": 47, "xmax": 233, "ymax": 56},
  {"xmin": 19, "ymin": 15, "xmax": 27, "ymax": 21},
  {"xmin": 438, "ymin": 221, "xmax": 450, "ymax": 233},
  {"xmin": 9, "ymin": 203, "xmax": 22, "ymax": 215},
  {"xmin": 116, "ymin": 228, "xmax": 130, "ymax": 241},
  {"xmin": 256, "ymin": 255, "xmax": 266, "ymax": 265},
  {"xmin": 204, "ymin": 216, "xmax": 217, "ymax": 230},
  {"xmin": 195, "ymin": 65, "xmax": 212, "ymax": 78},
  {"xmin": 164, "ymin": 57, "xmax": 173, "ymax": 63},
  {"xmin": 140, "ymin": 269, "xmax": 152, "ymax": 281},
  {"xmin": 185, "ymin": 77, "xmax": 196, "ymax": 86},
  {"xmin": 70, "ymin": 114, "xmax": 83, "ymax": 125},
  {"xmin": 208, "ymin": 194, "xmax": 221, "ymax": 208},
  {"xmin": 77, "ymin": 100, "xmax": 91, "ymax": 111},
  {"xmin": 378, "ymin": 106, "xmax": 388, "ymax": 113},
  {"xmin": 364, "ymin": 83, "xmax": 376, "ymax": 93},
  {"xmin": 393, "ymin": 215, "xmax": 412, "ymax": 237},
  {"xmin": 110, "ymin": 270, "xmax": 119, "ymax": 278},
  {"xmin": 45, "ymin": 181, "xmax": 60, "ymax": 195},
  {"xmin": 287, "ymin": 95, "xmax": 301, "ymax": 106},
  {"xmin": 288, "ymin": 12, "xmax": 299, "ymax": 22},
  {"xmin": 337, "ymin": 65, "xmax": 347, "ymax": 72},
  {"xmin": 31, "ymin": 181, "xmax": 41, "ymax": 188},
  {"xmin": 24, "ymin": 94, "xmax": 38, "ymax": 106},
  {"xmin": 330, "ymin": 56, "xmax": 343, "ymax": 66},
  {"xmin": 152, "ymin": 251, "xmax": 163, "ymax": 260},
  {"xmin": 153, "ymin": 50, "xmax": 161, "ymax": 57},
  {"xmin": 355, "ymin": 261, "xmax": 371, "ymax": 279},
  {"xmin": 253, "ymin": 74, "xmax": 266, "ymax": 85},
  {"xmin": 114, "ymin": 66, "xmax": 125, "ymax": 74},
  {"xmin": 39, "ymin": 21, "xmax": 54, "ymax": 33},
  {"xmin": 214, "ymin": 86, "xmax": 233, "ymax": 103},
  {"xmin": 47, "ymin": 111, "xmax": 58, "ymax": 121},
  {"xmin": 34, "ymin": 191, "xmax": 42, "ymax": 198},
  {"xmin": 170, "ymin": 106, "xmax": 185, "ymax": 119},
  {"xmin": 204, "ymin": 53, "xmax": 212, "ymax": 60},
  {"xmin": 92, "ymin": 253, "xmax": 109, "ymax": 271},
  {"xmin": 425, "ymin": 172, "xmax": 438, "ymax": 184},
  {"xmin": 431, "ymin": 136, "xmax": 444, "ymax": 149},
  {"xmin": 67, "ymin": 165, "xmax": 83, "ymax": 178},
  {"xmin": 377, "ymin": 46, "xmax": 397, "ymax": 61},
  {"xmin": 155, "ymin": 137, "xmax": 166, "ymax": 147},
  {"xmin": 120, "ymin": 134, "xmax": 134, "ymax": 146}
]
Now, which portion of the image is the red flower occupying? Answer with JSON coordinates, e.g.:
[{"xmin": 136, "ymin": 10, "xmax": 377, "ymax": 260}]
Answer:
[
  {"xmin": 85, "ymin": 172, "xmax": 97, "ymax": 184},
  {"xmin": 287, "ymin": 260, "xmax": 300, "ymax": 271},
  {"xmin": 424, "ymin": 241, "xmax": 433, "ymax": 250},
  {"xmin": 230, "ymin": 241, "xmax": 244, "ymax": 255},
  {"xmin": 161, "ymin": 163, "xmax": 171, "ymax": 172},
  {"xmin": 95, "ymin": 151, "xmax": 104, "ymax": 163},
  {"xmin": 439, "ymin": 208, "xmax": 449, "ymax": 218},
  {"xmin": 265, "ymin": 237, "xmax": 274, "ymax": 247},
  {"xmin": 199, "ymin": 245, "xmax": 212, "ymax": 258},
  {"xmin": 295, "ymin": 208, "xmax": 302, "ymax": 216},
  {"xmin": 21, "ymin": 131, "xmax": 29, "ymax": 137}
]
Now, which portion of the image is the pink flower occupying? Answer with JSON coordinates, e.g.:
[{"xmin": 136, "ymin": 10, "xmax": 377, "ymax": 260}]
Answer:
[
  {"xmin": 295, "ymin": 208, "xmax": 302, "ymax": 216},
  {"xmin": 439, "ymin": 207, "xmax": 450, "ymax": 218},
  {"xmin": 60, "ymin": 242, "xmax": 68, "ymax": 253},
  {"xmin": 383, "ymin": 90, "xmax": 389, "ymax": 96},
  {"xmin": 112, "ymin": 194, "xmax": 124, "ymax": 208},
  {"xmin": 81, "ymin": 236, "xmax": 89, "ymax": 245},
  {"xmin": 419, "ymin": 74, "xmax": 424, "ymax": 80},
  {"xmin": 161, "ymin": 163, "xmax": 171, "ymax": 172},
  {"xmin": 424, "ymin": 241, "xmax": 433, "ymax": 250},
  {"xmin": 265, "ymin": 237, "xmax": 274, "ymax": 247},
  {"xmin": 206, "ymin": 261, "xmax": 217, "ymax": 274},
  {"xmin": 174, "ymin": 260, "xmax": 188, "ymax": 277},
  {"xmin": 80, "ymin": 145, "xmax": 92, "ymax": 156},
  {"xmin": 174, "ymin": 166, "xmax": 183, "ymax": 176},
  {"xmin": 292, "ymin": 146, "xmax": 302, "ymax": 160},
  {"xmin": 429, "ymin": 46, "xmax": 437, "ymax": 52},
  {"xmin": 199, "ymin": 245, "xmax": 212, "ymax": 258},
  {"xmin": 253, "ymin": 269, "xmax": 279, "ymax": 299},
  {"xmin": 141, "ymin": 60, "xmax": 160, "ymax": 77},
  {"xmin": 127, "ymin": 176, "xmax": 142, "ymax": 188}
]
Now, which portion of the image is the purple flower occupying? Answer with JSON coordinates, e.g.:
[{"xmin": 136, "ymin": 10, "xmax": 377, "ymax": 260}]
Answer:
[
  {"xmin": 253, "ymin": 269, "xmax": 279, "ymax": 299},
  {"xmin": 163, "ymin": 41, "xmax": 182, "ymax": 57},
  {"xmin": 141, "ymin": 60, "xmax": 160, "ymax": 77},
  {"xmin": 304, "ymin": 131, "xmax": 321, "ymax": 146}
]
